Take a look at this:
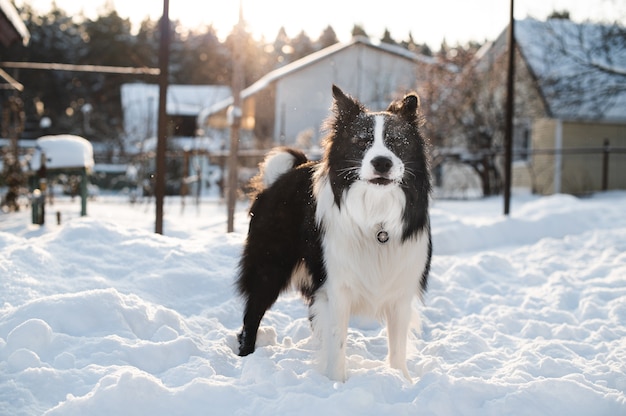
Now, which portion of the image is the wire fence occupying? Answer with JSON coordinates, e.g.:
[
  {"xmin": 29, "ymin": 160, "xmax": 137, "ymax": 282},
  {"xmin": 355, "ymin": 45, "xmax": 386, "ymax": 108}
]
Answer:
[{"xmin": 434, "ymin": 138, "xmax": 626, "ymax": 196}]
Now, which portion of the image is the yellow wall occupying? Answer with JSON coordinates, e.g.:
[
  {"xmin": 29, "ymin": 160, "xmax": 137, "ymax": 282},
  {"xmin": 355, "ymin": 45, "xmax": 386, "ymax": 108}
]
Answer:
[
  {"xmin": 527, "ymin": 118, "xmax": 557, "ymax": 194},
  {"xmin": 523, "ymin": 118, "xmax": 626, "ymax": 194},
  {"xmin": 560, "ymin": 122, "xmax": 626, "ymax": 194}
]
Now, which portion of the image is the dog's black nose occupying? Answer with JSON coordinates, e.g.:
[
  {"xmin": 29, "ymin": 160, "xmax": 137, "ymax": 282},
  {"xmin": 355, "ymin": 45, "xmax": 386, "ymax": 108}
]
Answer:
[{"xmin": 371, "ymin": 156, "xmax": 392, "ymax": 174}]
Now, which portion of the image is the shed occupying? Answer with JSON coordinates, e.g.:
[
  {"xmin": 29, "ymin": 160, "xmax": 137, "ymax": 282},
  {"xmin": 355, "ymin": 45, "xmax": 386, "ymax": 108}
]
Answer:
[
  {"xmin": 198, "ymin": 36, "xmax": 433, "ymax": 150},
  {"xmin": 120, "ymin": 83, "xmax": 232, "ymax": 153}
]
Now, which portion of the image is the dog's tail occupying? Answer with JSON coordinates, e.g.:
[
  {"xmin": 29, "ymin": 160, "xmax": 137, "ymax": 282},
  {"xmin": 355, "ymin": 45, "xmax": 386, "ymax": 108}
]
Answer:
[{"xmin": 250, "ymin": 147, "xmax": 309, "ymax": 193}]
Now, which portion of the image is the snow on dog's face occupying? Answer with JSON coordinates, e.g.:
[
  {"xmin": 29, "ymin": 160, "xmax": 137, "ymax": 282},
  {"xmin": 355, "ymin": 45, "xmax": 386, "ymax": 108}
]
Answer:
[
  {"xmin": 322, "ymin": 85, "xmax": 429, "ymax": 209},
  {"xmin": 358, "ymin": 114, "xmax": 405, "ymax": 185}
]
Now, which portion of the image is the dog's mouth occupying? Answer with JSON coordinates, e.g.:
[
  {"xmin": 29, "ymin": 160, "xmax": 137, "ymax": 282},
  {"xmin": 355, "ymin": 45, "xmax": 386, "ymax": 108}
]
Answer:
[{"xmin": 368, "ymin": 177, "xmax": 394, "ymax": 186}]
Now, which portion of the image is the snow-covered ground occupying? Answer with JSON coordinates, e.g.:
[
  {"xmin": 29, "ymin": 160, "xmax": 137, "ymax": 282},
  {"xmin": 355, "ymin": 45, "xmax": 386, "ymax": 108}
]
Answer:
[{"xmin": 1, "ymin": 191, "xmax": 625, "ymax": 415}]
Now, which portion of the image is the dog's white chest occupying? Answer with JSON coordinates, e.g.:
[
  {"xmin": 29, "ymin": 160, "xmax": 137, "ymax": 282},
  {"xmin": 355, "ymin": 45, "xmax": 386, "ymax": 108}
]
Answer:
[{"xmin": 314, "ymin": 177, "xmax": 427, "ymax": 315}]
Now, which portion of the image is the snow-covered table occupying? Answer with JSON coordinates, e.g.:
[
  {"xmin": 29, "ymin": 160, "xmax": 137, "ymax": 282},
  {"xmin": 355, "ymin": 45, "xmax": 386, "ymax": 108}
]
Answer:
[{"xmin": 29, "ymin": 135, "xmax": 94, "ymax": 220}]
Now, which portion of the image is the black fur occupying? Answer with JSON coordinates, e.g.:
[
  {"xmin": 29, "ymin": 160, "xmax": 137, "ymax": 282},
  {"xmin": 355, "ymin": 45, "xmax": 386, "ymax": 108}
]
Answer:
[{"xmin": 237, "ymin": 160, "xmax": 326, "ymax": 356}]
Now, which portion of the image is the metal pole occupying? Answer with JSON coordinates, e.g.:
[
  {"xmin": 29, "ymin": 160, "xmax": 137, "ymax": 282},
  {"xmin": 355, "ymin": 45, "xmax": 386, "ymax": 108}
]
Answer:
[
  {"xmin": 503, "ymin": 0, "xmax": 515, "ymax": 215},
  {"xmin": 80, "ymin": 170, "xmax": 88, "ymax": 216},
  {"xmin": 602, "ymin": 138, "xmax": 610, "ymax": 191},
  {"xmin": 227, "ymin": 3, "xmax": 245, "ymax": 233},
  {"xmin": 155, "ymin": 0, "xmax": 170, "ymax": 234}
]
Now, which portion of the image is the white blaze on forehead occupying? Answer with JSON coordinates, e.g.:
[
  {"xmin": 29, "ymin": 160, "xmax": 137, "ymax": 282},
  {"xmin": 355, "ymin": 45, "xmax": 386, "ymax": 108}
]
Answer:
[
  {"xmin": 359, "ymin": 114, "xmax": 405, "ymax": 181},
  {"xmin": 374, "ymin": 115, "xmax": 385, "ymax": 146},
  {"xmin": 368, "ymin": 115, "xmax": 389, "ymax": 157}
]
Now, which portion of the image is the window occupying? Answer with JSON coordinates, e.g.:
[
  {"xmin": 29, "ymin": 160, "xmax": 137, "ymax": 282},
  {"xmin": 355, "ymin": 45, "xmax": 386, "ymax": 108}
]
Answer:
[
  {"xmin": 168, "ymin": 115, "xmax": 197, "ymax": 137},
  {"xmin": 513, "ymin": 121, "xmax": 531, "ymax": 161}
]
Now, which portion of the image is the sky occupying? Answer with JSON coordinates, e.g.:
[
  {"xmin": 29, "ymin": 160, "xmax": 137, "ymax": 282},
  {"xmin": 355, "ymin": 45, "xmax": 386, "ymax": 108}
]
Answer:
[{"xmin": 18, "ymin": 0, "xmax": 624, "ymax": 48}]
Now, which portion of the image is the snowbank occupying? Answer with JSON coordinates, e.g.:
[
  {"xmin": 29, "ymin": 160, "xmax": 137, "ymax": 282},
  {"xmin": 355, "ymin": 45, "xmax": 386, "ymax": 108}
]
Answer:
[{"xmin": 1, "ymin": 192, "xmax": 625, "ymax": 415}]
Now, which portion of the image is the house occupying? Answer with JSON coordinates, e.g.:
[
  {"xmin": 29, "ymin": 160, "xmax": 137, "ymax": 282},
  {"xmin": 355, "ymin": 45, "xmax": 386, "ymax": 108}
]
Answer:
[
  {"xmin": 198, "ymin": 36, "xmax": 433, "ymax": 151},
  {"xmin": 120, "ymin": 83, "xmax": 231, "ymax": 155},
  {"xmin": 119, "ymin": 83, "xmax": 232, "ymax": 196},
  {"xmin": 478, "ymin": 18, "xmax": 626, "ymax": 195}
]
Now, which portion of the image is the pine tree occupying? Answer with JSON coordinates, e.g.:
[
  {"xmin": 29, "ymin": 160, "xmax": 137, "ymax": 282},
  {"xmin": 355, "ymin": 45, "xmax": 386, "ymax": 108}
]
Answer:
[
  {"xmin": 271, "ymin": 27, "xmax": 292, "ymax": 66},
  {"xmin": 291, "ymin": 31, "xmax": 315, "ymax": 61},
  {"xmin": 380, "ymin": 28, "xmax": 395, "ymax": 45},
  {"xmin": 351, "ymin": 24, "xmax": 368, "ymax": 39},
  {"xmin": 317, "ymin": 25, "xmax": 338, "ymax": 49},
  {"xmin": 173, "ymin": 25, "xmax": 231, "ymax": 85},
  {"xmin": 80, "ymin": 9, "xmax": 137, "ymax": 145}
]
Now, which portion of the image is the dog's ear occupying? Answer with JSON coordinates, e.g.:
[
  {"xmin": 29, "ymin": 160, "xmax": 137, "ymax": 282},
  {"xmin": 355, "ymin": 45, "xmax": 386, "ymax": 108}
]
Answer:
[
  {"xmin": 331, "ymin": 84, "xmax": 364, "ymax": 122},
  {"xmin": 387, "ymin": 93, "xmax": 420, "ymax": 122}
]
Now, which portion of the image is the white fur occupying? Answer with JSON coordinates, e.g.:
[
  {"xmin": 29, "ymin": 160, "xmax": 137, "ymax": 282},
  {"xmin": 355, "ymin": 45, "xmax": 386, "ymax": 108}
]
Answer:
[
  {"xmin": 311, "ymin": 164, "xmax": 430, "ymax": 382},
  {"xmin": 261, "ymin": 150, "xmax": 298, "ymax": 188},
  {"xmin": 359, "ymin": 115, "xmax": 405, "ymax": 182}
]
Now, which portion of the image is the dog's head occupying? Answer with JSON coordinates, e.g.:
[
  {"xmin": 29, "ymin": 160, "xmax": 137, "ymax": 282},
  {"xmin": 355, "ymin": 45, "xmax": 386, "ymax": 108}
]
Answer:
[{"xmin": 321, "ymin": 85, "xmax": 430, "ymax": 208}]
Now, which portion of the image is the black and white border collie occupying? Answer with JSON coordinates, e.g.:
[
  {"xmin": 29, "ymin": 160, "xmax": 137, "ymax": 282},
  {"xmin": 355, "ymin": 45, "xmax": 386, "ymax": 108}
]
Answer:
[{"xmin": 236, "ymin": 85, "xmax": 432, "ymax": 381}]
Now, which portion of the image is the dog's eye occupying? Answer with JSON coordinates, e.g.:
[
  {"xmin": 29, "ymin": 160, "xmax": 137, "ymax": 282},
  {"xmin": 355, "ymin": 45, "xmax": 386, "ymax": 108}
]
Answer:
[
  {"xmin": 352, "ymin": 136, "xmax": 370, "ymax": 149},
  {"xmin": 384, "ymin": 135, "xmax": 399, "ymax": 147}
]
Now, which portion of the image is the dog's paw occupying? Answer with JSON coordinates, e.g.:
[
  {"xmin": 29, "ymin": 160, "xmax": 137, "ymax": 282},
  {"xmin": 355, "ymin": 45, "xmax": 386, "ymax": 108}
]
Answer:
[
  {"xmin": 324, "ymin": 363, "xmax": 347, "ymax": 383},
  {"xmin": 400, "ymin": 367, "xmax": 413, "ymax": 383},
  {"xmin": 390, "ymin": 362, "xmax": 412, "ymax": 382},
  {"xmin": 237, "ymin": 331, "xmax": 255, "ymax": 356}
]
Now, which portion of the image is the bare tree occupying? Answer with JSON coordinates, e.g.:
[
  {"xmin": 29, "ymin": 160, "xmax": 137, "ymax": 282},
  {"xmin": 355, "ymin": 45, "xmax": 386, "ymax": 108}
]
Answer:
[
  {"xmin": 420, "ymin": 17, "xmax": 625, "ymax": 197},
  {"xmin": 519, "ymin": 18, "xmax": 626, "ymax": 120},
  {"xmin": 420, "ymin": 44, "xmax": 504, "ymax": 196},
  {"xmin": 1, "ymin": 96, "xmax": 26, "ymax": 211}
]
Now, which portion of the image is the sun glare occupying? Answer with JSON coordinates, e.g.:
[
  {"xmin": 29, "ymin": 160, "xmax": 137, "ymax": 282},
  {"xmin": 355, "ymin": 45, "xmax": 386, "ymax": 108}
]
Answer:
[{"xmin": 20, "ymin": 0, "xmax": 625, "ymax": 49}]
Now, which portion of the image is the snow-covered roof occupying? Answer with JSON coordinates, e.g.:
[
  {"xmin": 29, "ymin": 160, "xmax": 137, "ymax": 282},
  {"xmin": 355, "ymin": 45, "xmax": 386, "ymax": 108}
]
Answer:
[
  {"xmin": 121, "ymin": 84, "xmax": 232, "ymax": 117},
  {"xmin": 31, "ymin": 135, "xmax": 94, "ymax": 171},
  {"xmin": 514, "ymin": 19, "xmax": 626, "ymax": 121}
]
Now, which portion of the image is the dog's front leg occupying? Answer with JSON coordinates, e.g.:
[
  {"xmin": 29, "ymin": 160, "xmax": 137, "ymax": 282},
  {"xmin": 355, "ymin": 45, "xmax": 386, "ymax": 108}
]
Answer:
[
  {"xmin": 385, "ymin": 298, "xmax": 412, "ymax": 380},
  {"xmin": 313, "ymin": 286, "xmax": 351, "ymax": 382}
]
